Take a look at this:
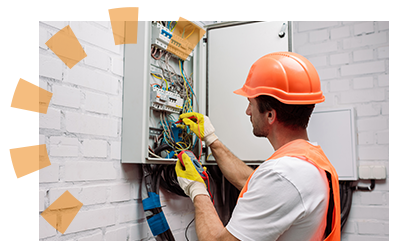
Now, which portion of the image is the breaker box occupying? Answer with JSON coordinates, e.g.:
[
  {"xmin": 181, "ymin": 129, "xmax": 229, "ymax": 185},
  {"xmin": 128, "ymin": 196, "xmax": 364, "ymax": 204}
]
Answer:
[{"xmin": 121, "ymin": 21, "xmax": 292, "ymax": 165}]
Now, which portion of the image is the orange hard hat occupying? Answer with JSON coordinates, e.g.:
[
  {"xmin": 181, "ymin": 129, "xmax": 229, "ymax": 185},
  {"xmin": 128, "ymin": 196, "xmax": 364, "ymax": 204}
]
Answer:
[{"xmin": 234, "ymin": 51, "xmax": 325, "ymax": 104}]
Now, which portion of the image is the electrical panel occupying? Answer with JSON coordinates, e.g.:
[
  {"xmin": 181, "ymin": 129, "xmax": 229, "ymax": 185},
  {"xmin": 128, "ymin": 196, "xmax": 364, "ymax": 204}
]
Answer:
[
  {"xmin": 122, "ymin": 21, "xmax": 202, "ymax": 164},
  {"xmin": 122, "ymin": 21, "xmax": 291, "ymax": 164}
]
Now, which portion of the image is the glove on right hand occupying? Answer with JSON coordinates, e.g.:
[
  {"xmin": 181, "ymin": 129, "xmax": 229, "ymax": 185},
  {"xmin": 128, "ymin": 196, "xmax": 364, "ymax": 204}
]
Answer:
[{"xmin": 179, "ymin": 112, "xmax": 218, "ymax": 146}]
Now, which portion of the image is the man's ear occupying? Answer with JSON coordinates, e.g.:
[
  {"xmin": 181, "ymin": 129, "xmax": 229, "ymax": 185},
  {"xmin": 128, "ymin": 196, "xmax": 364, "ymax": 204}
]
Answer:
[{"xmin": 267, "ymin": 109, "xmax": 276, "ymax": 124}]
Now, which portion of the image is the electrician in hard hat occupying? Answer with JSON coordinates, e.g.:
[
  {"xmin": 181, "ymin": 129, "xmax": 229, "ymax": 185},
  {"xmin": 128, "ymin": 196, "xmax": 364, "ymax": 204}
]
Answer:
[{"xmin": 175, "ymin": 52, "xmax": 341, "ymax": 241}]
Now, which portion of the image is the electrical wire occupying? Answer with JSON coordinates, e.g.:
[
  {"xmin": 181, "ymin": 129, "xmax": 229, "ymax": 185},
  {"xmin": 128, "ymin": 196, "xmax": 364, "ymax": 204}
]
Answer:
[
  {"xmin": 184, "ymin": 25, "xmax": 196, "ymax": 40},
  {"xmin": 158, "ymin": 164, "xmax": 187, "ymax": 197},
  {"xmin": 149, "ymin": 27, "xmax": 200, "ymax": 161},
  {"xmin": 339, "ymin": 180, "xmax": 376, "ymax": 231},
  {"xmin": 142, "ymin": 164, "xmax": 175, "ymax": 241},
  {"xmin": 179, "ymin": 60, "xmax": 199, "ymax": 113},
  {"xmin": 148, "ymin": 149, "xmax": 163, "ymax": 159},
  {"xmin": 151, "ymin": 47, "xmax": 164, "ymax": 60},
  {"xmin": 185, "ymin": 218, "xmax": 195, "ymax": 241},
  {"xmin": 339, "ymin": 181, "xmax": 353, "ymax": 230},
  {"xmin": 181, "ymin": 23, "xmax": 194, "ymax": 39},
  {"xmin": 151, "ymin": 73, "xmax": 168, "ymax": 91},
  {"xmin": 171, "ymin": 22, "xmax": 177, "ymax": 31}
]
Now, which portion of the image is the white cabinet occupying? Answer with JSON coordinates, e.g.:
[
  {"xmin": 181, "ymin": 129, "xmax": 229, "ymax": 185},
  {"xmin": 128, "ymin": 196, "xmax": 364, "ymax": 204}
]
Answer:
[
  {"xmin": 308, "ymin": 107, "xmax": 358, "ymax": 180},
  {"xmin": 121, "ymin": 21, "xmax": 291, "ymax": 165},
  {"xmin": 205, "ymin": 21, "xmax": 291, "ymax": 163}
]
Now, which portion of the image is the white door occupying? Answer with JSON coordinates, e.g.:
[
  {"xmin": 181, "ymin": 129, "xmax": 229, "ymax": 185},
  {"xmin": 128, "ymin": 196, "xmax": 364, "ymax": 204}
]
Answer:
[{"xmin": 207, "ymin": 21, "xmax": 291, "ymax": 162}]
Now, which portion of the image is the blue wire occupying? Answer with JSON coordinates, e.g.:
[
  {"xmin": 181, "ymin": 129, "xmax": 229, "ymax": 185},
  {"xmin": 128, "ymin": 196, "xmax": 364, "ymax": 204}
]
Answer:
[{"xmin": 180, "ymin": 60, "xmax": 194, "ymax": 98}]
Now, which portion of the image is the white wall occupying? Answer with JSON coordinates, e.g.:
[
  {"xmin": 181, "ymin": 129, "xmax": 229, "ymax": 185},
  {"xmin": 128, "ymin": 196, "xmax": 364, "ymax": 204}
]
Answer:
[
  {"xmin": 39, "ymin": 21, "xmax": 389, "ymax": 241},
  {"xmin": 293, "ymin": 21, "xmax": 389, "ymax": 240},
  {"xmin": 39, "ymin": 21, "xmax": 196, "ymax": 241}
]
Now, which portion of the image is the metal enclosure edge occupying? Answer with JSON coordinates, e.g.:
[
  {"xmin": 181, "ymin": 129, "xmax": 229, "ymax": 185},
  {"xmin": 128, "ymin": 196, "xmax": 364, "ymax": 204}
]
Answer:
[
  {"xmin": 122, "ymin": 21, "xmax": 150, "ymax": 163},
  {"xmin": 121, "ymin": 21, "xmax": 202, "ymax": 164}
]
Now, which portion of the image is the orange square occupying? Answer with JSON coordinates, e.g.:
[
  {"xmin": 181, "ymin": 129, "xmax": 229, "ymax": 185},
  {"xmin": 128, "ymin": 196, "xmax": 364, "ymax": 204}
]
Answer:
[
  {"xmin": 9, "ymin": 144, "xmax": 50, "ymax": 178},
  {"xmin": 167, "ymin": 17, "xmax": 206, "ymax": 61},
  {"xmin": 109, "ymin": 7, "xmax": 139, "ymax": 45},
  {"xmin": 45, "ymin": 25, "xmax": 87, "ymax": 69},
  {"xmin": 41, "ymin": 191, "xmax": 83, "ymax": 234},
  {"xmin": 11, "ymin": 79, "xmax": 52, "ymax": 114}
]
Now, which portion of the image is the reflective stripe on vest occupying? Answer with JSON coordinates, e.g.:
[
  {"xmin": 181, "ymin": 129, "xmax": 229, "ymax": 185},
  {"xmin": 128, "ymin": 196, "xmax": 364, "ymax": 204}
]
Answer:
[{"xmin": 238, "ymin": 139, "xmax": 341, "ymax": 241}]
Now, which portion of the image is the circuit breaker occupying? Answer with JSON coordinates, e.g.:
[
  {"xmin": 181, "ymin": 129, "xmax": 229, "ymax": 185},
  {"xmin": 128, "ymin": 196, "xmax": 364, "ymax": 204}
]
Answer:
[
  {"xmin": 122, "ymin": 21, "xmax": 203, "ymax": 164},
  {"xmin": 149, "ymin": 86, "xmax": 184, "ymax": 113},
  {"xmin": 121, "ymin": 21, "xmax": 291, "ymax": 164}
]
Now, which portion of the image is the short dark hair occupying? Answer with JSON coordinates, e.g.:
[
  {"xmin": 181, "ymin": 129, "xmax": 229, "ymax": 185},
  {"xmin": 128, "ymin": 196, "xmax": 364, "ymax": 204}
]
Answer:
[{"xmin": 255, "ymin": 95, "xmax": 315, "ymax": 130}]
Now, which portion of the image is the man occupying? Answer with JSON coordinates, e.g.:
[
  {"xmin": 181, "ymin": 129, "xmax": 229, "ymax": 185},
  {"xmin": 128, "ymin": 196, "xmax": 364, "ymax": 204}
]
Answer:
[{"xmin": 175, "ymin": 52, "xmax": 341, "ymax": 241}]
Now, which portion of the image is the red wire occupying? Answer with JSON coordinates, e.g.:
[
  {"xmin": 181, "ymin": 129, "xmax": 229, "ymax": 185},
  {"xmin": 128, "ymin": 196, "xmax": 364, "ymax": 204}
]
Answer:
[
  {"xmin": 198, "ymin": 122, "xmax": 202, "ymax": 162},
  {"xmin": 196, "ymin": 119, "xmax": 213, "ymax": 203},
  {"xmin": 203, "ymin": 171, "xmax": 214, "ymax": 205}
]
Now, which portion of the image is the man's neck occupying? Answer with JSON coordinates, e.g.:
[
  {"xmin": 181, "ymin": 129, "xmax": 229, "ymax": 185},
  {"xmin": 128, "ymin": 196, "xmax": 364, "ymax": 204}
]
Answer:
[{"xmin": 268, "ymin": 125, "xmax": 309, "ymax": 151}]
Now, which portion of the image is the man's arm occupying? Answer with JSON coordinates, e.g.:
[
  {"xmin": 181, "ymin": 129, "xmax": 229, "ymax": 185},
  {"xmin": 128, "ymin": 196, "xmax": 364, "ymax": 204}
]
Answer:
[
  {"xmin": 194, "ymin": 194, "xmax": 239, "ymax": 241},
  {"xmin": 209, "ymin": 139, "xmax": 254, "ymax": 190}
]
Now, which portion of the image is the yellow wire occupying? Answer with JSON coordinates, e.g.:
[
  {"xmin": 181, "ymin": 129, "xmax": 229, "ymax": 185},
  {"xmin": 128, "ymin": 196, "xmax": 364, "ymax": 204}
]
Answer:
[
  {"xmin": 151, "ymin": 73, "xmax": 168, "ymax": 91},
  {"xmin": 176, "ymin": 141, "xmax": 190, "ymax": 150},
  {"xmin": 179, "ymin": 61, "xmax": 189, "ymax": 99},
  {"xmin": 171, "ymin": 22, "xmax": 177, "ymax": 31},
  {"xmin": 184, "ymin": 25, "xmax": 196, "ymax": 40},
  {"xmin": 179, "ymin": 60, "xmax": 192, "ymax": 114}
]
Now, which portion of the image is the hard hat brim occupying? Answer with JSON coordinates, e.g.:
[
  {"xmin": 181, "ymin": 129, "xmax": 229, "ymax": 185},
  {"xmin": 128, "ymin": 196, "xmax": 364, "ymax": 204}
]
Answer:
[{"xmin": 233, "ymin": 86, "xmax": 325, "ymax": 105}]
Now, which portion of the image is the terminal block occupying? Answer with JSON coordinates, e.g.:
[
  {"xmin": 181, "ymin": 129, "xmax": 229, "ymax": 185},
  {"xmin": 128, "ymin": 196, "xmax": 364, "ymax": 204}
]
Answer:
[
  {"xmin": 150, "ymin": 86, "xmax": 183, "ymax": 114},
  {"xmin": 151, "ymin": 23, "xmax": 193, "ymax": 61}
]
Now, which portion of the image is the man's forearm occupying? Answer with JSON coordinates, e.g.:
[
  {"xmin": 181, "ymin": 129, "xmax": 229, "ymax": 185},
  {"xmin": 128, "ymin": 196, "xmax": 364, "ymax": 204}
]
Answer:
[
  {"xmin": 194, "ymin": 195, "xmax": 224, "ymax": 241},
  {"xmin": 208, "ymin": 139, "xmax": 254, "ymax": 190},
  {"xmin": 193, "ymin": 194, "xmax": 238, "ymax": 241}
]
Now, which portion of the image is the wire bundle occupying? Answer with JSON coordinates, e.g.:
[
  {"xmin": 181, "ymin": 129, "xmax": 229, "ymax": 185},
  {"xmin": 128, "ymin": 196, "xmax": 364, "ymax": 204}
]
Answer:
[
  {"xmin": 149, "ymin": 40, "xmax": 200, "ymax": 160},
  {"xmin": 158, "ymin": 112, "xmax": 194, "ymax": 156},
  {"xmin": 141, "ymin": 164, "xmax": 175, "ymax": 241}
]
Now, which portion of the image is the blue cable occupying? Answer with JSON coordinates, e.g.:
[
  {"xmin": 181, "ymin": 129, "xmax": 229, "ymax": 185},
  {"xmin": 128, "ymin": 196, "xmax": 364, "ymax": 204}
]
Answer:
[{"xmin": 180, "ymin": 60, "xmax": 194, "ymax": 98}]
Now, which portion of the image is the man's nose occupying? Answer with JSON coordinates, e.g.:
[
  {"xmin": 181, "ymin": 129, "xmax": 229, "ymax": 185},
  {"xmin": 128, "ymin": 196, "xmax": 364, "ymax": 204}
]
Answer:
[{"xmin": 245, "ymin": 103, "xmax": 251, "ymax": 116}]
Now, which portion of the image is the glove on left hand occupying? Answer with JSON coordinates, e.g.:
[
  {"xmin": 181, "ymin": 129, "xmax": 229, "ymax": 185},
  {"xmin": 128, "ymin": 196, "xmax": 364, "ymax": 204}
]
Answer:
[{"xmin": 175, "ymin": 153, "xmax": 209, "ymax": 202}]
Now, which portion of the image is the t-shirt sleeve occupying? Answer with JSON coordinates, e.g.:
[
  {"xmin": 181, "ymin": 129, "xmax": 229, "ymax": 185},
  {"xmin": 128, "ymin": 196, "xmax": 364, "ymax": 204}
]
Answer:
[{"xmin": 226, "ymin": 159, "xmax": 307, "ymax": 241}]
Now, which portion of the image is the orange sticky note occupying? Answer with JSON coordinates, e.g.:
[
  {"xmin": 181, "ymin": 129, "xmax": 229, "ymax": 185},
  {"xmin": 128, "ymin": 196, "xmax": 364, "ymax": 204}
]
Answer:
[
  {"xmin": 45, "ymin": 25, "xmax": 87, "ymax": 69},
  {"xmin": 109, "ymin": 7, "xmax": 139, "ymax": 45},
  {"xmin": 41, "ymin": 191, "xmax": 83, "ymax": 234},
  {"xmin": 167, "ymin": 17, "xmax": 206, "ymax": 61},
  {"xmin": 11, "ymin": 79, "xmax": 52, "ymax": 114},
  {"xmin": 9, "ymin": 144, "xmax": 51, "ymax": 178}
]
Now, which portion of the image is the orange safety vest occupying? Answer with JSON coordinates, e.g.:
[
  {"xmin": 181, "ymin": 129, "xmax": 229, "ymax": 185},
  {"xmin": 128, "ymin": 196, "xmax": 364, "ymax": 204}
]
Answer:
[{"xmin": 238, "ymin": 139, "xmax": 341, "ymax": 241}]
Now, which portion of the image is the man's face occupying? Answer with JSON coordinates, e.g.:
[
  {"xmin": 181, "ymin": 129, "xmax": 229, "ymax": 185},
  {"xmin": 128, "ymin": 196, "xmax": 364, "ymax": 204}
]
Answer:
[{"xmin": 245, "ymin": 98, "xmax": 269, "ymax": 138}]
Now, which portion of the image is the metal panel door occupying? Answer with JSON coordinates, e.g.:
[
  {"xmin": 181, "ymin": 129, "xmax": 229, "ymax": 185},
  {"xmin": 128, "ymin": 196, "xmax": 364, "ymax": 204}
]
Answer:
[
  {"xmin": 307, "ymin": 108, "xmax": 358, "ymax": 180},
  {"xmin": 206, "ymin": 21, "xmax": 291, "ymax": 163}
]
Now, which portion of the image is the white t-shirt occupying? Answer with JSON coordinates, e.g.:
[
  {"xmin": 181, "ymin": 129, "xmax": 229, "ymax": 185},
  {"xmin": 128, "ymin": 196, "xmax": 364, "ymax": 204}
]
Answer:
[{"xmin": 226, "ymin": 155, "xmax": 329, "ymax": 241}]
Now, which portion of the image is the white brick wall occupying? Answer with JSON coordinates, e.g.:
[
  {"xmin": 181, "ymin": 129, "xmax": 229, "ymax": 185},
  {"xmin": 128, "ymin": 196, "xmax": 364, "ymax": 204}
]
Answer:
[
  {"xmin": 294, "ymin": 21, "xmax": 389, "ymax": 241},
  {"xmin": 39, "ymin": 21, "xmax": 195, "ymax": 241},
  {"xmin": 39, "ymin": 20, "xmax": 389, "ymax": 241}
]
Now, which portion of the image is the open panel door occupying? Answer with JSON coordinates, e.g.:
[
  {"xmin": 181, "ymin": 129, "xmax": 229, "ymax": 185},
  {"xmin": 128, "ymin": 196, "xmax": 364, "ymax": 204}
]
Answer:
[{"xmin": 206, "ymin": 21, "xmax": 292, "ymax": 163}]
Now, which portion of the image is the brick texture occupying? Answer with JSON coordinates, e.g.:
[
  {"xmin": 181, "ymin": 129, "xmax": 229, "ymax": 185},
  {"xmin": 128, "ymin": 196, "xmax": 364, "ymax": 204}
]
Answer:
[
  {"xmin": 39, "ymin": 21, "xmax": 389, "ymax": 241},
  {"xmin": 39, "ymin": 21, "xmax": 174, "ymax": 241},
  {"xmin": 294, "ymin": 21, "xmax": 389, "ymax": 241}
]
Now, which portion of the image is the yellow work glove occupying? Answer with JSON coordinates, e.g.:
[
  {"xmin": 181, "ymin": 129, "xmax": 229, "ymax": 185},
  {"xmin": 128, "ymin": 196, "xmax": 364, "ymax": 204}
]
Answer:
[
  {"xmin": 179, "ymin": 112, "xmax": 218, "ymax": 146},
  {"xmin": 175, "ymin": 153, "xmax": 209, "ymax": 201}
]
